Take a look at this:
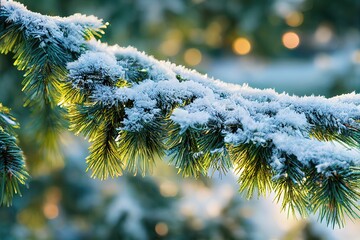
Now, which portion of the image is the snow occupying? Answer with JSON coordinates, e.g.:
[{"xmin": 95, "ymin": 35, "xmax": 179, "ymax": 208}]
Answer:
[
  {"xmin": 271, "ymin": 133, "xmax": 359, "ymax": 175},
  {"xmin": 2, "ymin": 0, "xmax": 360, "ymax": 177},
  {"xmin": 171, "ymin": 108, "xmax": 211, "ymax": 131},
  {"xmin": 67, "ymin": 51, "xmax": 125, "ymax": 92},
  {"xmin": 0, "ymin": 0, "xmax": 104, "ymax": 53},
  {"xmin": 0, "ymin": 113, "xmax": 17, "ymax": 126},
  {"xmin": 63, "ymin": 39, "xmax": 360, "ymax": 176}
]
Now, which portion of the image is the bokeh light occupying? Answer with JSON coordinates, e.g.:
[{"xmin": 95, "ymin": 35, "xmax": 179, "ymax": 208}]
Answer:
[
  {"xmin": 155, "ymin": 222, "xmax": 169, "ymax": 236},
  {"xmin": 206, "ymin": 201, "xmax": 222, "ymax": 218},
  {"xmin": 159, "ymin": 29, "xmax": 183, "ymax": 57},
  {"xmin": 43, "ymin": 203, "xmax": 59, "ymax": 219},
  {"xmin": 285, "ymin": 11, "xmax": 304, "ymax": 27},
  {"xmin": 351, "ymin": 50, "xmax": 360, "ymax": 64},
  {"xmin": 314, "ymin": 24, "xmax": 333, "ymax": 44},
  {"xmin": 232, "ymin": 37, "xmax": 252, "ymax": 55},
  {"xmin": 159, "ymin": 181, "xmax": 178, "ymax": 197},
  {"xmin": 282, "ymin": 32, "xmax": 300, "ymax": 49},
  {"xmin": 184, "ymin": 48, "xmax": 202, "ymax": 66}
]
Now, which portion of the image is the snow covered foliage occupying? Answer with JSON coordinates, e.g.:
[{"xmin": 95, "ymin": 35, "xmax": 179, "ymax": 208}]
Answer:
[
  {"xmin": 0, "ymin": 103, "xmax": 28, "ymax": 206},
  {"xmin": 0, "ymin": 0, "xmax": 107, "ymax": 165},
  {"xmin": 0, "ymin": 0, "xmax": 359, "ymax": 227}
]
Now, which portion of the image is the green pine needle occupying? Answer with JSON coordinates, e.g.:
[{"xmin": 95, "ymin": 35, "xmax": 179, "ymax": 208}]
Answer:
[
  {"xmin": 117, "ymin": 120, "xmax": 166, "ymax": 176},
  {"xmin": 272, "ymin": 153, "xmax": 309, "ymax": 217},
  {"xmin": 307, "ymin": 167, "xmax": 360, "ymax": 228},
  {"xmin": 311, "ymin": 125, "xmax": 360, "ymax": 148},
  {"xmin": 72, "ymin": 103, "xmax": 125, "ymax": 179},
  {"xmin": 167, "ymin": 124, "xmax": 207, "ymax": 177},
  {"xmin": 0, "ymin": 131, "xmax": 28, "ymax": 206},
  {"xmin": 86, "ymin": 127, "xmax": 123, "ymax": 180},
  {"xmin": 197, "ymin": 125, "xmax": 232, "ymax": 175},
  {"xmin": 119, "ymin": 58, "xmax": 149, "ymax": 83},
  {"xmin": 230, "ymin": 142, "xmax": 273, "ymax": 199}
]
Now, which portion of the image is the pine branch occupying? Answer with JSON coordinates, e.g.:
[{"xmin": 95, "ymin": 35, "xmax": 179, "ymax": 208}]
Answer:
[
  {"xmin": 0, "ymin": 104, "xmax": 28, "ymax": 206},
  {"xmin": 306, "ymin": 166, "xmax": 360, "ymax": 228},
  {"xmin": 272, "ymin": 152, "xmax": 308, "ymax": 217},
  {"xmin": 0, "ymin": 1, "xmax": 359, "ymax": 227},
  {"xmin": 69, "ymin": 102, "xmax": 124, "ymax": 179},
  {"xmin": 117, "ymin": 120, "xmax": 166, "ymax": 175},
  {"xmin": 167, "ymin": 124, "xmax": 206, "ymax": 177},
  {"xmin": 0, "ymin": 0, "xmax": 107, "ymax": 168},
  {"xmin": 230, "ymin": 142, "xmax": 273, "ymax": 199},
  {"xmin": 67, "ymin": 41, "xmax": 360, "ymax": 227},
  {"xmin": 197, "ymin": 122, "xmax": 232, "ymax": 175}
]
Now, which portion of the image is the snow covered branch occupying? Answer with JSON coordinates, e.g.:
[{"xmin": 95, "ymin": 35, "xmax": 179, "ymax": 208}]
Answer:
[
  {"xmin": 0, "ymin": 0, "xmax": 359, "ymax": 227},
  {"xmin": 0, "ymin": 103, "xmax": 28, "ymax": 206}
]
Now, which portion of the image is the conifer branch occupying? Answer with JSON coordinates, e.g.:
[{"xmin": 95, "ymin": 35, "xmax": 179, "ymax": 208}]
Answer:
[
  {"xmin": 0, "ymin": 1, "xmax": 359, "ymax": 227},
  {"xmin": 0, "ymin": 0, "xmax": 107, "ymax": 167},
  {"xmin": 0, "ymin": 103, "xmax": 28, "ymax": 206}
]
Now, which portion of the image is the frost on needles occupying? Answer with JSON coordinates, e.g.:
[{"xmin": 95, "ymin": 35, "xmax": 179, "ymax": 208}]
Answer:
[{"xmin": 0, "ymin": 0, "xmax": 359, "ymax": 227}]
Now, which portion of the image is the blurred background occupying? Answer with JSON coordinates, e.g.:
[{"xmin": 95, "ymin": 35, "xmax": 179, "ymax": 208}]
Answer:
[{"xmin": 0, "ymin": 0, "xmax": 359, "ymax": 239}]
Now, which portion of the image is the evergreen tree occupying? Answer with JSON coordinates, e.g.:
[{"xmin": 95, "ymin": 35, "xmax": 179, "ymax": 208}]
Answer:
[{"xmin": 0, "ymin": 0, "xmax": 359, "ymax": 228}]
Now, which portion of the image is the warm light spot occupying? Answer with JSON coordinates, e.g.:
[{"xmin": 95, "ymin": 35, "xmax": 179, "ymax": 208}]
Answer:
[
  {"xmin": 285, "ymin": 11, "xmax": 303, "ymax": 27},
  {"xmin": 314, "ymin": 25, "xmax": 333, "ymax": 44},
  {"xmin": 160, "ymin": 181, "xmax": 178, "ymax": 197},
  {"xmin": 351, "ymin": 50, "xmax": 360, "ymax": 64},
  {"xmin": 219, "ymin": 184, "xmax": 234, "ymax": 200},
  {"xmin": 159, "ymin": 39, "xmax": 182, "ymax": 56},
  {"xmin": 184, "ymin": 48, "xmax": 202, "ymax": 66},
  {"xmin": 232, "ymin": 37, "xmax": 251, "ymax": 55},
  {"xmin": 206, "ymin": 201, "xmax": 221, "ymax": 218},
  {"xmin": 159, "ymin": 29, "xmax": 183, "ymax": 56},
  {"xmin": 282, "ymin": 32, "xmax": 300, "ymax": 49},
  {"xmin": 196, "ymin": 186, "xmax": 212, "ymax": 200},
  {"xmin": 180, "ymin": 203, "xmax": 195, "ymax": 217},
  {"xmin": 43, "ymin": 203, "xmax": 59, "ymax": 219},
  {"xmin": 155, "ymin": 222, "xmax": 169, "ymax": 236}
]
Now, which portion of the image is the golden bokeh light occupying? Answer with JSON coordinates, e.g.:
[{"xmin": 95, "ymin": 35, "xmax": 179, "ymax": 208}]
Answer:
[
  {"xmin": 352, "ymin": 50, "xmax": 360, "ymax": 64},
  {"xmin": 232, "ymin": 37, "xmax": 251, "ymax": 55},
  {"xmin": 155, "ymin": 222, "xmax": 169, "ymax": 236},
  {"xmin": 282, "ymin": 32, "xmax": 300, "ymax": 49},
  {"xmin": 159, "ymin": 29, "xmax": 183, "ymax": 56},
  {"xmin": 159, "ymin": 39, "xmax": 182, "ymax": 56},
  {"xmin": 285, "ymin": 11, "xmax": 304, "ymax": 27},
  {"xmin": 206, "ymin": 201, "xmax": 221, "ymax": 218},
  {"xmin": 43, "ymin": 203, "xmax": 59, "ymax": 219},
  {"xmin": 184, "ymin": 48, "xmax": 202, "ymax": 66},
  {"xmin": 180, "ymin": 203, "xmax": 195, "ymax": 217},
  {"xmin": 159, "ymin": 181, "xmax": 178, "ymax": 197}
]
